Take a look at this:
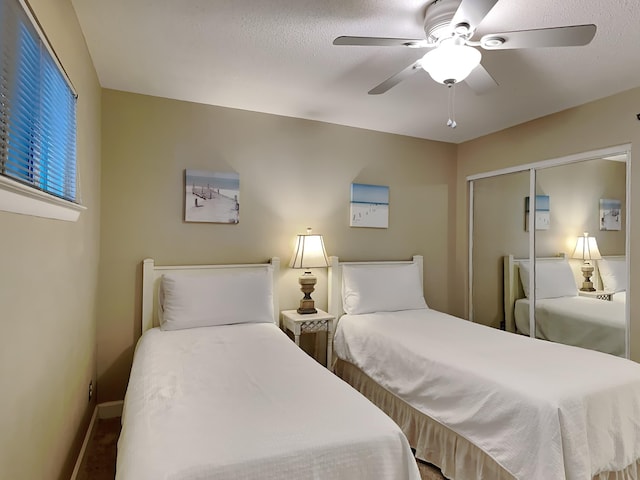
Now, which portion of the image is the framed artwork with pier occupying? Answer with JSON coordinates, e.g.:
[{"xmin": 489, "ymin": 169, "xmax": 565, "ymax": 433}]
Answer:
[
  {"xmin": 350, "ymin": 183, "xmax": 389, "ymax": 228},
  {"xmin": 184, "ymin": 169, "xmax": 240, "ymax": 223}
]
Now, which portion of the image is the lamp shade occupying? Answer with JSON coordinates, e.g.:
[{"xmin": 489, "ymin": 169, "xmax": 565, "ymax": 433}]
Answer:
[
  {"xmin": 289, "ymin": 228, "xmax": 329, "ymax": 269},
  {"xmin": 420, "ymin": 41, "xmax": 481, "ymax": 84},
  {"xmin": 571, "ymin": 233, "xmax": 602, "ymax": 261}
]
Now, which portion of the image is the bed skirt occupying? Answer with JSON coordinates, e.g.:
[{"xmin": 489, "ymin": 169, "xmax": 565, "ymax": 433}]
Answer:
[{"xmin": 333, "ymin": 359, "xmax": 640, "ymax": 480}]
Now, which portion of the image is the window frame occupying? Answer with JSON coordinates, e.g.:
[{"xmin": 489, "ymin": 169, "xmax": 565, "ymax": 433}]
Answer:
[{"xmin": 0, "ymin": 0, "xmax": 85, "ymax": 221}]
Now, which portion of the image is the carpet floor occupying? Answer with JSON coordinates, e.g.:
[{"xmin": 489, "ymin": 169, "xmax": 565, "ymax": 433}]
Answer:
[{"xmin": 77, "ymin": 417, "xmax": 447, "ymax": 479}]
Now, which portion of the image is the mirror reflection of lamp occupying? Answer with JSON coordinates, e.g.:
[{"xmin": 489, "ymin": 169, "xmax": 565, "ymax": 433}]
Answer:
[
  {"xmin": 571, "ymin": 232, "xmax": 602, "ymax": 291},
  {"xmin": 289, "ymin": 228, "xmax": 329, "ymax": 314}
]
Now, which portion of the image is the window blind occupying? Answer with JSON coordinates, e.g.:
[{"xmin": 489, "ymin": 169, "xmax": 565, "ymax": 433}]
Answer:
[{"xmin": 0, "ymin": 0, "xmax": 78, "ymax": 203}]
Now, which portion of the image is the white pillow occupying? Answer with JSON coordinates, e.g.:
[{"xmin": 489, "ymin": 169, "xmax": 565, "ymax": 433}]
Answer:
[
  {"xmin": 342, "ymin": 262, "xmax": 428, "ymax": 315},
  {"xmin": 518, "ymin": 260, "xmax": 578, "ymax": 299},
  {"xmin": 598, "ymin": 258, "xmax": 626, "ymax": 292},
  {"xmin": 159, "ymin": 267, "xmax": 273, "ymax": 330}
]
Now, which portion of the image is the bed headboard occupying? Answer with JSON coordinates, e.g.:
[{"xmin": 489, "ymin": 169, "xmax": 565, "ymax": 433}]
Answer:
[
  {"xmin": 596, "ymin": 255, "xmax": 626, "ymax": 291},
  {"xmin": 327, "ymin": 255, "xmax": 424, "ymax": 319},
  {"xmin": 141, "ymin": 257, "xmax": 280, "ymax": 333},
  {"xmin": 503, "ymin": 254, "xmax": 566, "ymax": 333}
]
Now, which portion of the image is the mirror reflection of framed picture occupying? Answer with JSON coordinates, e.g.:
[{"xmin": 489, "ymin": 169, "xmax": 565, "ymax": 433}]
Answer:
[
  {"xmin": 184, "ymin": 169, "xmax": 240, "ymax": 224},
  {"xmin": 524, "ymin": 195, "xmax": 550, "ymax": 231},
  {"xmin": 600, "ymin": 198, "xmax": 621, "ymax": 231}
]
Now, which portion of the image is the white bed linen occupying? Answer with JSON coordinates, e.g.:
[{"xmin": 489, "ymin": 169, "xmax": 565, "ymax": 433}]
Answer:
[
  {"xmin": 514, "ymin": 296, "xmax": 625, "ymax": 356},
  {"xmin": 117, "ymin": 322, "xmax": 420, "ymax": 480},
  {"xmin": 334, "ymin": 309, "xmax": 640, "ymax": 480},
  {"xmin": 613, "ymin": 291, "xmax": 627, "ymax": 303}
]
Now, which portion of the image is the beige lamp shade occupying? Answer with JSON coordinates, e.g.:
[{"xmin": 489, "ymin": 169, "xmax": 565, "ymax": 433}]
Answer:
[
  {"xmin": 289, "ymin": 228, "xmax": 329, "ymax": 269},
  {"xmin": 571, "ymin": 232, "xmax": 602, "ymax": 262}
]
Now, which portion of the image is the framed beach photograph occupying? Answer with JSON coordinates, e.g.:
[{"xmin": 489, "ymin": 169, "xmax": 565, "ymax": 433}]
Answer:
[
  {"xmin": 184, "ymin": 169, "xmax": 240, "ymax": 223},
  {"xmin": 524, "ymin": 195, "xmax": 550, "ymax": 231},
  {"xmin": 350, "ymin": 183, "xmax": 389, "ymax": 228},
  {"xmin": 600, "ymin": 198, "xmax": 621, "ymax": 231}
]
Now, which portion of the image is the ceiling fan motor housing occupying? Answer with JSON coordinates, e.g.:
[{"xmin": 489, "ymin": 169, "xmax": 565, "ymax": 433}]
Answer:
[{"xmin": 424, "ymin": 0, "xmax": 464, "ymax": 43}]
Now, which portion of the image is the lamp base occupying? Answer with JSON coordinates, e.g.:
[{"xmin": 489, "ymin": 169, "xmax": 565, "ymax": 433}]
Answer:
[
  {"xmin": 297, "ymin": 271, "xmax": 318, "ymax": 315},
  {"xmin": 297, "ymin": 304, "xmax": 318, "ymax": 315},
  {"xmin": 580, "ymin": 263, "xmax": 596, "ymax": 292}
]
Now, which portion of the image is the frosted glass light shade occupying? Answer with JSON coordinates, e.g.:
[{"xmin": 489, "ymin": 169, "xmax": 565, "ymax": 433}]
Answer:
[{"xmin": 421, "ymin": 43, "xmax": 481, "ymax": 84}]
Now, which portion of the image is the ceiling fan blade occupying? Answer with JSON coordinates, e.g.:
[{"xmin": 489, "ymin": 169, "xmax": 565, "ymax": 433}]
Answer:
[
  {"xmin": 368, "ymin": 61, "xmax": 422, "ymax": 95},
  {"xmin": 464, "ymin": 63, "xmax": 498, "ymax": 94},
  {"xmin": 481, "ymin": 24, "xmax": 596, "ymax": 49},
  {"xmin": 333, "ymin": 36, "xmax": 428, "ymax": 48},
  {"xmin": 451, "ymin": 0, "xmax": 499, "ymax": 30}
]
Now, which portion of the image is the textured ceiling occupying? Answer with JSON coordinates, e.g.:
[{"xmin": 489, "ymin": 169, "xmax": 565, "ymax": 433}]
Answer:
[{"xmin": 71, "ymin": 0, "xmax": 640, "ymax": 143}]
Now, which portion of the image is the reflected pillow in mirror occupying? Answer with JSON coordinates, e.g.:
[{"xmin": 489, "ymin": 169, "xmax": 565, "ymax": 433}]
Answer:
[
  {"xmin": 518, "ymin": 260, "xmax": 578, "ymax": 299},
  {"xmin": 342, "ymin": 262, "xmax": 428, "ymax": 315},
  {"xmin": 598, "ymin": 258, "xmax": 626, "ymax": 292}
]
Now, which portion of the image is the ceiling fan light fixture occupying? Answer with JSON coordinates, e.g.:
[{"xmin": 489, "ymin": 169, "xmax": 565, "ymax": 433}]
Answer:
[
  {"xmin": 420, "ymin": 42, "xmax": 481, "ymax": 84},
  {"xmin": 482, "ymin": 36, "xmax": 505, "ymax": 48}
]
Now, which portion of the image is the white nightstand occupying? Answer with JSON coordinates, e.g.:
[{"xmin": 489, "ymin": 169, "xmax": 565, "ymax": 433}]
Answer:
[
  {"xmin": 281, "ymin": 309, "xmax": 335, "ymax": 367},
  {"xmin": 579, "ymin": 290, "xmax": 614, "ymax": 301}
]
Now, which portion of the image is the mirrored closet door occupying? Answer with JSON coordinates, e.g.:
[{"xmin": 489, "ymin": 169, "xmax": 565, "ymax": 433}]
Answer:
[{"xmin": 469, "ymin": 146, "xmax": 630, "ymax": 358}]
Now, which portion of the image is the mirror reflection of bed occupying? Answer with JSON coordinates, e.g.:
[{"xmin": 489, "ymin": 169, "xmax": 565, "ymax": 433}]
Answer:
[
  {"xmin": 503, "ymin": 254, "xmax": 626, "ymax": 356},
  {"xmin": 469, "ymin": 148, "xmax": 629, "ymax": 356}
]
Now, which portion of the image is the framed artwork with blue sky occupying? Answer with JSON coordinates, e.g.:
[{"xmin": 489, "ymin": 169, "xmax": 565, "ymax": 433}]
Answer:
[{"xmin": 350, "ymin": 183, "xmax": 389, "ymax": 228}]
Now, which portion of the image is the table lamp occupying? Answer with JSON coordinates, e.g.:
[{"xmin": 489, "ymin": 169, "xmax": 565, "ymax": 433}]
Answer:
[
  {"xmin": 289, "ymin": 228, "xmax": 329, "ymax": 314},
  {"xmin": 571, "ymin": 232, "xmax": 602, "ymax": 291}
]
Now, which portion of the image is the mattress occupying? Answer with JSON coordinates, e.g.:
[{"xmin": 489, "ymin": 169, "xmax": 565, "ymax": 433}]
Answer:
[
  {"xmin": 514, "ymin": 296, "xmax": 625, "ymax": 356},
  {"xmin": 334, "ymin": 308, "xmax": 640, "ymax": 480},
  {"xmin": 117, "ymin": 322, "xmax": 420, "ymax": 480}
]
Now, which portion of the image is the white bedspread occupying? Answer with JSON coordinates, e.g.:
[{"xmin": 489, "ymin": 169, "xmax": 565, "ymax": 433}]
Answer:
[
  {"xmin": 334, "ymin": 309, "xmax": 640, "ymax": 480},
  {"xmin": 514, "ymin": 296, "xmax": 625, "ymax": 356},
  {"xmin": 117, "ymin": 322, "xmax": 420, "ymax": 480}
]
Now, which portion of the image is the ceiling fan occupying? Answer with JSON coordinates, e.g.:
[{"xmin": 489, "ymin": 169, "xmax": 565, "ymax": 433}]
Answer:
[{"xmin": 333, "ymin": 0, "xmax": 597, "ymax": 97}]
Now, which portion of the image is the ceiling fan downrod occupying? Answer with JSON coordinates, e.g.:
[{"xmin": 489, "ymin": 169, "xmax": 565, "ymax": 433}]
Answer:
[{"xmin": 446, "ymin": 80, "xmax": 457, "ymax": 129}]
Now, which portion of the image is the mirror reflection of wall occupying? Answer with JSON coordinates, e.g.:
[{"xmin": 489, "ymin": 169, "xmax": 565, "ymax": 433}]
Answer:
[
  {"xmin": 469, "ymin": 149, "xmax": 629, "ymax": 358},
  {"xmin": 472, "ymin": 171, "xmax": 529, "ymax": 330}
]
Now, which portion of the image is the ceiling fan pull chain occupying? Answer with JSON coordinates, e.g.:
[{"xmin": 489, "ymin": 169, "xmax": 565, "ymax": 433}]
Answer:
[{"xmin": 447, "ymin": 82, "xmax": 457, "ymax": 129}]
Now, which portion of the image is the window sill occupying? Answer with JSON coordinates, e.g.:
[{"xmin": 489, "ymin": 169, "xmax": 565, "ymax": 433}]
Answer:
[{"xmin": 0, "ymin": 175, "xmax": 85, "ymax": 222}]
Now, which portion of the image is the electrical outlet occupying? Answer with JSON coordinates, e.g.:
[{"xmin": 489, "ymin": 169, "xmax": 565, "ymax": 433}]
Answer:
[{"xmin": 88, "ymin": 381, "xmax": 93, "ymax": 402}]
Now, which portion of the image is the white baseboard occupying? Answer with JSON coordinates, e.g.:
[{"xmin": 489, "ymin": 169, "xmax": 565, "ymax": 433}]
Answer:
[
  {"xmin": 98, "ymin": 400, "xmax": 124, "ymax": 419},
  {"xmin": 69, "ymin": 400, "xmax": 123, "ymax": 480}
]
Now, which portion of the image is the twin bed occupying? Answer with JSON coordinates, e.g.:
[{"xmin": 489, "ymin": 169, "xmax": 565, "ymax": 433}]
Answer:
[
  {"xmin": 117, "ymin": 254, "xmax": 640, "ymax": 480},
  {"xmin": 116, "ymin": 258, "xmax": 420, "ymax": 480},
  {"xmin": 328, "ymin": 255, "xmax": 640, "ymax": 480},
  {"xmin": 503, "ymin": 254, "xmax": 627, "ymax": 356}
]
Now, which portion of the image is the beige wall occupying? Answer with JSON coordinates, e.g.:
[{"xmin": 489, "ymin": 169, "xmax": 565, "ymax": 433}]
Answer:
[
  {"xmin": 0, "ymin": 1, "xmax": 101, "ymax": 479},
  {"xmin": 456, "ymin": 87, "xmax": 640, "ymax": 361},
  {"xmin": 98, "ymin": 89, "xmax": 457, "ymax": 401},
  {"xmin": 471, "ymin": 160, "xmax": 626, "ymax": 329}
]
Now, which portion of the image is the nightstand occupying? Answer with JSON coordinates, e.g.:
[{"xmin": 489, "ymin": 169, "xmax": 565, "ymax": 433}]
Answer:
[
  {"xmin": 281, "ymin": 309, "xmax": 335, "ymax": 367},
  {"xmin": 578, "ymin": 290, "xmax": 614, "ymax": 301}
]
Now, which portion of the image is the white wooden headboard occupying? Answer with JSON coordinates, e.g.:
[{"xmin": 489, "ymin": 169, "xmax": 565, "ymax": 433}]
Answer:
[
  {"xmin": 503, "ymin": 254, "xmax": 566, "ymax": 333},
  {"xmin": 595, "ymin": 255, "xmax": 626, "ymax": 290},
  {"xmin": 141, "ymin": 257, "xmax": 280, "ymax": 333},
  {"xmin": 327, "ymin": 255, "xmax": 424, "ymax": 319}
]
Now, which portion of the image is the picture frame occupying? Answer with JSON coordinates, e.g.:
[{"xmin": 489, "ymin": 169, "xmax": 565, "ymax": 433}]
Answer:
[
  {"xmin": 600, "ymin": 198, "xmax": 621, "ymax": 231},
  {"xmin": 524, "ymin": 195, "xmax": 550, "ymax": 231},
  {"xmin": 184, "ymin": 169, "xmax": 240, "ymax": 223},
  {"xmin": 350, "ymin": 183, "xmax": 389, "ymax": 228}
]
